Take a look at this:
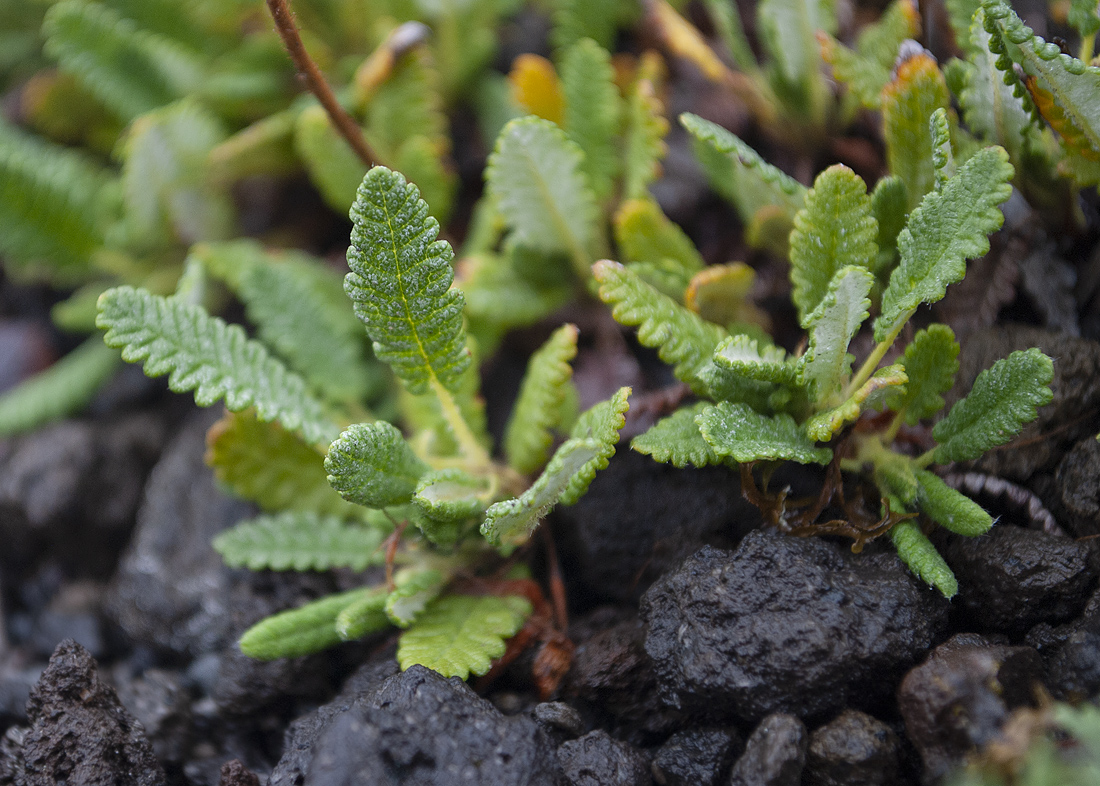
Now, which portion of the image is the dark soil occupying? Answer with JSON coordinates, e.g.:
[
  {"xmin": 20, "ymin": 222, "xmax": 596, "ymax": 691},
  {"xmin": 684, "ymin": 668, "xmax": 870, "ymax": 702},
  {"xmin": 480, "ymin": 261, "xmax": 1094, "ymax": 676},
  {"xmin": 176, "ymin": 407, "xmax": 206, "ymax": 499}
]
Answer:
[{"xmin": 4, "ymin": 10, "xmax": 1100, "ymax": 786}]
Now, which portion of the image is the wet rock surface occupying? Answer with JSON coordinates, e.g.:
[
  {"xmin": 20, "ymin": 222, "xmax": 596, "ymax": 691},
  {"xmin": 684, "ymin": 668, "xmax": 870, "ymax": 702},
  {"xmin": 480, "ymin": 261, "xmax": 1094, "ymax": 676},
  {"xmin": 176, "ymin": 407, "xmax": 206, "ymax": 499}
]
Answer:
[
  {"xmin": 651, "ymin": 727, "xmax": 741, "ymax": 786},
  {"xmin": 301, "ymin": 665, "xmax": 560, "ymax": 785},
  {"xmin": 803, "ymin": 710, "xmax": 902, "ymax": 786},
  {"xmin": 939, "ymin": 525, "xmax": 1099, "ymax": 635},
  {"xmin": 642, "ymin": 533, "xmax": 949, "ymax": 724},
  {"xmin": 897, "ymin": 634, "xmax": 1044, "ymax": 781},
  {"xmin": 727, "ymin": 713, "xmax": 807, "ymax": 786},
  {"xmin": 558, "ymin": 729, "xmax": 651, "ymax": 786},
  {"xmin": 1026, "ymin": 589, "xmax": 1100, "ymax": 701},
  {"xmin": 18, "ymin": 640, "xmax": 165, "ymax": 786}
]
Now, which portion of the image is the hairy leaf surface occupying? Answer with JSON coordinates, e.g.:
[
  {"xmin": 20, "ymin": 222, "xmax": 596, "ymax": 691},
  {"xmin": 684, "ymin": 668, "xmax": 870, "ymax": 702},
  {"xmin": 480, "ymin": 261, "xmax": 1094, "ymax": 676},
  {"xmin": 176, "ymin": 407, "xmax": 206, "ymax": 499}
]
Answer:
[
  {"xmin": 930, "ymin": 108, "xmax": 955, "ymax": 189},
  {"xmin": 875, "ymin": 147, "xmax": 1014, "ymax": 342},
  {"xmin": 594, "ymin": 260, "xmax": 727, "ymax": 393},
  {"xmin": 240, "ymin": 588, "xmax": 384, "ymax": 659},
  {"xmin": 915, "ymin": 470, "xmax": 992, "ymax": 536},
  {"xmin": 397, "ymin": 594, "xmax": 532, "ymax": 679},
  {"xmin": 932, "ymin": 348, "xmax": 1054, "ymax": 463},
  {"xmin": 800, "ymin": 267, "xmax": 874, "ymax": 402},
  {"xmin": 560, "ymin": 386, "xmax": 630, "ymax": 504},
  {"xmin": 889, "ymin": 516, "xmax": 957, "ymax": 596},
  {"xmin": 504, "ymin": 324, "xmax": 579, "ymax": 474},
  {"xmin": 413, "ymin": 470, "xmax": 487, "ymax": 546},
  {"xmin": 698, "ymin": 402, "xmax": 833, "ymax": 465},
  {"xmin": 0, "ymin": 338, "xmax": 119, "ymax": 437},
  {"xmin": 789, "ymin": 165, "xmax": 877, "ymax": 326},
  {"xmin": 888, "ymin": 324, "xmax": 959, "ymax": 424},
  {"xmin": 326, "ymin": 421, "xmax": 430, "ymax": 509},
  {"xmin": 97, "ymin": 286, "xmax": 338, "ymax": 446},
  {"xmin": 335, "ymin": 587, "xmax": 389, "ymax": 641},
  {"xmin": 346, "ymin": 167, "xmax": 470, "ymax": 396},
  {"xmin": 206, "ymin": 410, "xmax": 362, "ymax": 518},
  {"xmin": 869, "ymin": 175, "xmax": 908, "ymax": 279},
  {"xmin": 486, "ymin": 117, "xmax": 600, "ymax": 276},
  {"xmin": 213, "ymin": 513, "xmax": 386, "ymax": 572},
  {"xmin": 386, "ymin": 570, "xmax": 447, "ymax": 628},
  {"xmin": 713, "ymin": 335, "xmax": 795, "ymax": 385},
  {"xmin": 632, "ymin": 402, "xmax": 723, "ymax": 468},
  {"xmin": 561, "ymin": 38, "xmax": 621, "ymax": 202}
]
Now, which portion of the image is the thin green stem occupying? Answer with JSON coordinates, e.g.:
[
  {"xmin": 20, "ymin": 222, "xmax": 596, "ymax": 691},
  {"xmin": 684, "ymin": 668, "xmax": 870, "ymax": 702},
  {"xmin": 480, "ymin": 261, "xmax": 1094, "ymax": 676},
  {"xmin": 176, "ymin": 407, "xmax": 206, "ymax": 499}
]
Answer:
[
  {"xmin": 1080, "ymin": 34, "xmax": 1095, "ymax": 64},
  {"xmin": 430, "ymin": 378, "xmax": 491, "ymax": 470},
  {"xmin": 915, "ymin": 448, "xmax": 936, "ymax": 468},
  {"xmin": 882, "ymin": 410, "xmax": 905, "ymax": 444},
  {"xmin": 843, "ymin": 313, "xmax": 910, "ymax": 401}
]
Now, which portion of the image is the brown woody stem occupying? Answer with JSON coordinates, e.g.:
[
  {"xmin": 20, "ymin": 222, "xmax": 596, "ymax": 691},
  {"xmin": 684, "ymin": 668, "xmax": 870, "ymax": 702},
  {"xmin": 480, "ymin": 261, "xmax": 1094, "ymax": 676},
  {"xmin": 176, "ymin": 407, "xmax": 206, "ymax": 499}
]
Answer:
[{"xmin": 265, "ymin": 0, "xmax": 384, "ymax": 169}]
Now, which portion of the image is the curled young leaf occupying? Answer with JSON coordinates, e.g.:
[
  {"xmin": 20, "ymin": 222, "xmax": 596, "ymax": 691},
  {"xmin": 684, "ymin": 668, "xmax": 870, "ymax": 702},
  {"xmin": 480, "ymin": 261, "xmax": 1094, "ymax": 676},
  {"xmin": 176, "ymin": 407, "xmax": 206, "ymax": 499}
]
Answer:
[
  {"xmin": 800, "ymin": 266, "xmax": 874, "ymax": 403},
  {"xmin": 326, "ymin": 421, "xmax": 430, "ymax": 509}
]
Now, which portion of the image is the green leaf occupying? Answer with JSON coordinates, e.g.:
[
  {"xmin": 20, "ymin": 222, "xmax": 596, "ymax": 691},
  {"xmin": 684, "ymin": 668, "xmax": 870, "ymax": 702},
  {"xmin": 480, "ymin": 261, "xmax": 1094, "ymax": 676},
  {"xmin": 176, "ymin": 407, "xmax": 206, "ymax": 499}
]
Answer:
[
  {"xmin": 206, "ymin": 410, "xmax": 363, "ymax": 518},
  {"xmin": 888, "ymin": 324, "xmax": 960, "ymax": 425},
  {"xmin": 486, "ymin": 116, "xmax": 601, "ymax": 278},
  {"xmin": 703, "ymin": 0, "xmax": 763, "ymax": 75},
  {"xmin": 0, "ymin": 118, "xmax": 113, "ymax": 281},
  {"xmin": 560, "ymin": 38, "xmax": 621, "ymax": 203},
  {"xmin": 552, "ymin": 0, "xmax": 620, "ymax": 50},
  {"xmin": 346, "ymin": 166, "xmax": 471, "ymax": 397},
  {"xmin": 982, "ymin": 0, "xmax": 1100, "ymax": 175},
  {"xmin": 874, "ymin": 146, "xmax": 1014, "ymax": 343},
  {"xmin": 482, "ymin": 440, "xmax": 602, "ymax": 549},
  {"xmin": 932, "ymin": 347, "xmax": 1054, "ymax": 464},
  {"xmin": 0, "ymin": 338, "xmax": 119, "ymax": 437},
  {"xmin": 805, "ymin": 364, "xmax": 907, "ymax": 441},
  {"xmin": 593, "ymin": 260, "xmax": 728, "ymax": 394},
  {"xmin": 412, "ymin": 469, "xmax": 487, "ymax": 546},
  {"xmin": 120, "ymin": 99, "xmax": 234, "ymax": 249},
  {"xmin": 621, "ymin": 53, "xmax": 669, "ymax": 201},
  {"xmin": 697, "ymin": 401, "xmax": 833, "ymax": 465},
  {"xmin": 240, "ymin": 587, "xmax": 382, "ymax": 659},
  {"xmin": 294, "ymin": 103, "xmax": 367, "ymax": 214},
  {"xmin": 397, "ymin": 593, "xmax": 532, "ymax": 679},
  {"xmin": 458, "ymin": 253, "xmax": 573, "ymax": 349},
  {"xmin": 915, "ymin": 470, "xmax": 992, "ymax": 536},
  {"xmin": 326, "ymin": 421, "xmax": 431, "ymax": 509},
  {"xmin": 757, "ymin": 0, "xmax": 835, "ymax": 122},
  {"xmin": 386, "ymin": 569, "xmax": 447, "ymax": 628},
  {"xmin": 96, "ymin": 286, "xmax": 339, "ymax": 446},
  {"xmin": 789, "ymin": 165, "xmax": 877, "ymax": 326},
  {"xmin": 712, "ymin": 334, "xmax": 796, "ymax": 385},
  {"xmin": 881, "ymin": 50, "xmax": 952, "ymax": 209},
  {"xmin": 212, "ymin": 512, "xmax": 386, "ymax": 572},
  {"xmin": 560, "ymin": 386, "xmax": 631, "ymax": 504},
  {"xmin": 820, "ymin": 0, "xmax": 920, "ymax": 109},
  {"xmin": 930, "ymin": 108, "xmax": 955, "ymax": 189},
  {"xmin": 632, "ymin": 402, "xmax": 724, "ymax": 468},
  {"xmin": 681, "ymin": 113, "xmax": 807, "ymax": 236},
  {"xmin": 42, "ymin": 0, "xmax": 202, "ymax": 122},
  {"xmin": 335, "ymin": 586, "xmax": 390, "ymax": 641},
  {"xmin": 613, "ymin": 197, "xmax": 705, "ymax": 297},
  {"xmin": 800, "ymin": 267, "xmax": 874, "ymax": 402},
  {"xmin": 946, "ymin": 0, "xmax": 983, "ymax": 53},
  {"xmin": 504, "ymin": 324, "xmax": 579, "ymax": 474},
  {"xmin": 874, "ymin": 451, "xmax": 920, "ymax": 505},
  {"xmin": 1068, "ymin": 0, "xmax": 1100, "ymax": 40},
  {"xmin": 869, "ymin": 175, "xmax": 908, "ymax": 280},
  {"xmin": 889, "ymin": 517, "xmax": 958, "ymax": 597}
]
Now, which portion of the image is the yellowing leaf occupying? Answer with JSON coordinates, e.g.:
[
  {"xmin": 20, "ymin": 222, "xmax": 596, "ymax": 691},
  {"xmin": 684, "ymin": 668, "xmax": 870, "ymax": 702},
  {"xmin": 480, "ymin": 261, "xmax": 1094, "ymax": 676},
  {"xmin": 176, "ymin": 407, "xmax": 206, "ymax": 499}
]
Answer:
[{"xmin": 507, "ymin": 54, "xmax": 565, "ymax": 125}]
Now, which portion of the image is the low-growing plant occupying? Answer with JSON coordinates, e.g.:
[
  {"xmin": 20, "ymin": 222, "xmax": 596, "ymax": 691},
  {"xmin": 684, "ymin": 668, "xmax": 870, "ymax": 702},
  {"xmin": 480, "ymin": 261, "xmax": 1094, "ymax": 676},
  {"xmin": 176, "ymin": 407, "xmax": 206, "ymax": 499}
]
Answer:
[
  {"xmin": 96, "ymin": 166, "xmax": 629, "ymax": 683},
  {"xmin": 596, "ymin": 110, "xmax": 1054, "ymax": 598}
]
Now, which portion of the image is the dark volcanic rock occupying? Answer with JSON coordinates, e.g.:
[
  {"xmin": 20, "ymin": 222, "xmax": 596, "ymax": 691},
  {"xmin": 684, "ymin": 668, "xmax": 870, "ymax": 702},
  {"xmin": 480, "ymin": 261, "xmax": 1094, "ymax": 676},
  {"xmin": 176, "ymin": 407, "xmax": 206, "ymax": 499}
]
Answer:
[
  {"xmin": 303, "ymin": 665, "xmax": 560, "ymax": 785},
  {"xmin": 1056, "ymin": 436, "xmax": 1100, "ymax": 537},
  {"xmin": 897, "ymin": 634, "xmax": 1044, "ymax": 781},
  {"xmin": 1027, "ymin": 589, "xmax": 1100, "ymax": 701},
  {"xmin": 642, "ymin": 533, "xmax": 949, "ymax": 724},
  {"xmin": 113, "ymin": 667, "xmax": 193, "ymax": 765},
  {"xmin": 940, "ymin": 525, "xmax": 1098, "ymax": 635},
  {"xmin": 555, "ymin": 451, "xmax": 758, "ymax": 602},
  {"xmin": 651, "ymin": 727, "xmax": 741, "ymax": 786},
  {"xmin": 19, "ymin": 640, "xmax": 165, "ymax": 786},
  {"xmin": 533, "ymin": 701, "xmax": 586, "ymax": 741},
  {"xmin": 108, "ymin": 409, "xmax": 254, "ymax": 656},
  {"xmin": 804, "ymin": 710, "xmax": 902, "ymax": 786},
  {"xmin": 947, "ymin": 327, "xmax": 1100, "ymax": 480},
  {"xmin": 727, "ymin": 713, "xmax": 807, "ymax": 786},
  {"xmin": 558, "ymin": 730, "xmax": 651, "ymax": 786},
  {"xmin": 218, "ymin": 760, "xmax": 261, "ymax": 786}
]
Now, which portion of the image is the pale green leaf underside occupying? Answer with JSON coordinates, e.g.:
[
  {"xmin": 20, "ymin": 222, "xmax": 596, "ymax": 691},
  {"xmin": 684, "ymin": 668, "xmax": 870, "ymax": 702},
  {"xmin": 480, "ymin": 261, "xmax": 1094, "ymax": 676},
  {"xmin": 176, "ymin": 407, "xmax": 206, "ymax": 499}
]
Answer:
[
  {"xmin": 240, "ymin": 586, "xmax": 384, "ymax": 659},
  {"xmin": 486, "ymin": 116, "xmax": 600, "ymax": 273},
  {"xmin": 386, "ymin": 569, "xmax": 447, "ymax": 628},
  {"xmin": 397, "ymin": 594, "xmax": 532, "ymax": 679},
  {"xmin": 805, "ymin": 364, "xmax": 907, "ymax": 442},
  {"xmin": 212, "ymin": 513, "xmax": 386, "ymax": 572},
  {"xmin": 481, "ymin": 439, "xmax": 604, "ymax": 549},
  {"xmin": 560, "ymin": 386, "xmax": 630, "ymax": 505},
  {"xmin": 932, "ymin": 347, "xmax": 1054, "ymax": 464},
  {"xmin": 326, "ymin": 421, "xmax": 431, "ymax": 509},
  {"xmin": 713, "ymin": 334, "xmax": 796, "ymax": 385},
  {"xmin": 594, "ymin": 260, "xmax": 727, "ymax": 394},
  {"xmin": 889, "ymin": 324, "xmax": 959, "ymax": 425},
  {"xmin": 789, "ymin": 165, "xmax": 877, "ymax": 326},
  {"xmin": 96, "ymin": 286, "xmax": 339, "ymax": 446},
  {"xmin": 346, "ymin": 166, "xmax": 470, "ymax": 396},
  {"xmin": 0, "ymin": 338, "xmax": 119, "ymax": 437},
  {"xmin": 504, "ymin": 323, "xmax": 578, "ymax": 475},
  {"xmin": 915, "ymin": 470, "xmax": 992, "ymax": 536},
  {"xmin": 890, "ymin": 518, "xmax": 958, "ymax": 597},
  {"xmin": 930, "ymin": 108, "xmax": 955, "ymax": 189},
  {"xmin": 698, "ymin": 401, "xmax": 833, "ymax": 465},
  {"xmin": 413, "ymin": 470, "xmax": 487, "ymax": 545},
  {"xmin": 801, "ymin": 266, "xmax": 873, "ymax": 402},
  {"xmin": 561, "ymin": 38, "xmax": 621, "ymax": 202},
  {"xmin": 632, "ymin": 402, "xmax": 723, "ymax": 468},
  {"xmin": 875, "ymin": 146, "xmax": 1014, "ymax": 342},
  {"xmin": 206, "ymin": 410, "xmax": 362, "ymax": 519}
]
